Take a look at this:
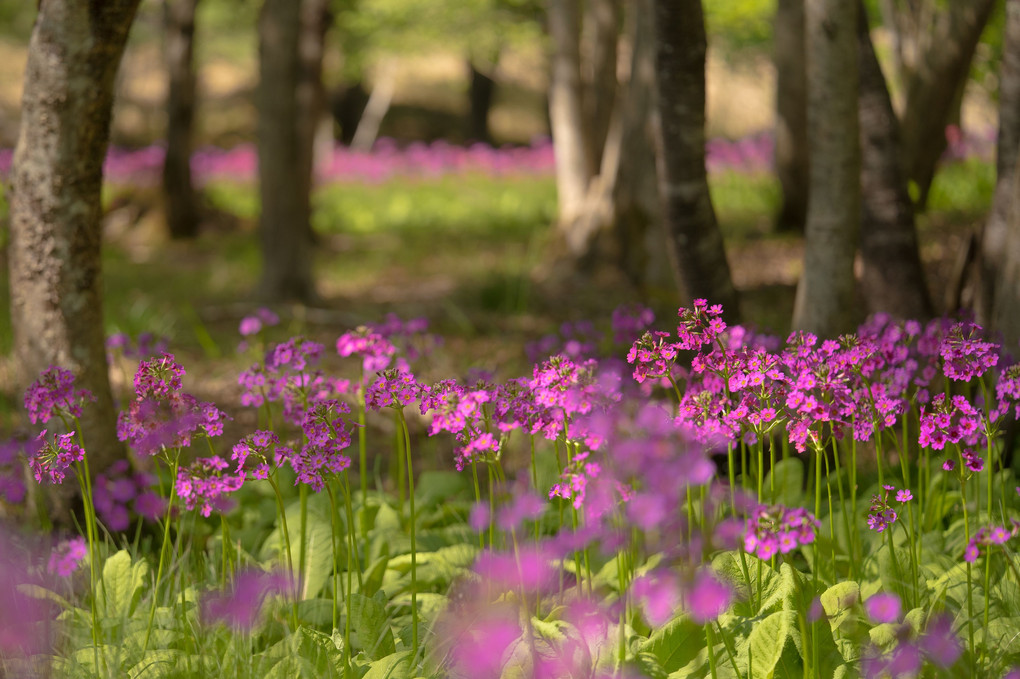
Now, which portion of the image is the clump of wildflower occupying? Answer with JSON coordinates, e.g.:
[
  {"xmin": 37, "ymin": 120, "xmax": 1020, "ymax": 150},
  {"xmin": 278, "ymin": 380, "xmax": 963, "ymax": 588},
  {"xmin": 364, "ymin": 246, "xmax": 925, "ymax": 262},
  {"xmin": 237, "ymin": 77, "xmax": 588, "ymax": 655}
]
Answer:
[
  {"xmin": 231, "ymin": 430, "xmax": 281, "ymax": 479},
  {"xmin": 866, "ymin": 485, "xmax": 901, "ymax": 533},
  {"xmin": 939, "ymin": 321, "xmax": 999, "ymax": 381},
  {"xmin": 918, "ymin": 393, "xmax": 983, "ymax": 450},
  {"xmin": 29, "ymin": 431, "xmax": 85, "ymax": 485},
  {"xmin": 175, "ymin": 456, "xmax": 245, "ymax": 517},
  {"xmin": 118, "ymin": 354, "xmax": 229, "ymax": 455},
  {"xmin": 336, "ymin": 327, "xmax": 397, "ymax": 374},
  {"xmin": 676, "ymin": 298, "xmax": 727, "ymax": 350},
  {"xmin": 549, "ymin": 449, "xmax": 601, "ymax": 509},
  {"xmin": 744, "ymin": 504, "xmax": 820, "ymax": 560},
  {"xmin": 47, "ymin": 537, "xmax": 87, "ymax": 577},
  {"xmin": 201, "ymin": 569, "xmax": 291, "ymax": 632},
  {"xmin": 454, "ymin": 432, "xmax": 500, "ymax": 472},
  {"xmin": 963, "ymin": 522, "xmax": 1017, "ymax": 562},
  {"xmin": 24, "ymin": 367, "xmax": 94, "ymax": 425},
  {"xmin": 365, "ymin": 368, "xmax": 421, "ymax": 410},
  {"xmin": 627, "ymin": 331, "xmax": 678, "ymax": 384}
]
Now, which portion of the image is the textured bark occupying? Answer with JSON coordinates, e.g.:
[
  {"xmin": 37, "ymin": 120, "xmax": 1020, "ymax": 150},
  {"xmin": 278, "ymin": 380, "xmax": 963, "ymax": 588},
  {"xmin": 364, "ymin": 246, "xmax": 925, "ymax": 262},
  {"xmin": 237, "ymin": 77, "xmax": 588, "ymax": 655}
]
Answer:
[
  {"xmin": 898, "ymin": 0, "xmax": 996, "ymax": 210},
  {"xmin": 994, "ymin": 152, "xmax": 1020, "ymax": 352},
  {"xmin": 8, "ymin": 0, "xmax": 139, "ymax": 476},
  {"xmin": 792, "ymin": 0, "xmax": 860, "ymax": 336},
  {"xmin": 256, "ymin": 0, "xmax": 319, "ymax": 303},
  {"xmin": 467, "ymin": 59, "xmax": 496, "ymax": 144},
  {"xmin": 773, "ymin": 0, "xmax": 809, "ymax": 232},
  {"xmin": 162, "ymin": 0, "xmax": 200, "ymax": 240},
  {"xmin": 980, "ymin": 0, "xmax": 1020, "ymax": 326},
  {"xmin": 652, "ymin": 0, "xmax": 739, "ymax": 317},
  {"xmin": 547, "ymin": 0, "xmax": 592, "ymax": 231},
  {"xmin": 857, "ymin": 2, "xmax": 933, "ymax": 321}
]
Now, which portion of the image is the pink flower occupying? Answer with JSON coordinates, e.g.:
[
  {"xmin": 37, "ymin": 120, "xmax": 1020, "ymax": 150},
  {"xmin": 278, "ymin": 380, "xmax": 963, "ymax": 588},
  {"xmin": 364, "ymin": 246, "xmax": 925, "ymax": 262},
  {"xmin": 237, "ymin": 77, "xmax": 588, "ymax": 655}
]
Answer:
[
  {"xmin": 47, "ymin": 537, "xmax": 87, "ymax": 577},
  {"xmin": 686, "ymin": 569, "xmax": 732, "ymax": 624},
  {"xmin": 866, "ymin": 592, "xmax": 901, "ymax": 624}
]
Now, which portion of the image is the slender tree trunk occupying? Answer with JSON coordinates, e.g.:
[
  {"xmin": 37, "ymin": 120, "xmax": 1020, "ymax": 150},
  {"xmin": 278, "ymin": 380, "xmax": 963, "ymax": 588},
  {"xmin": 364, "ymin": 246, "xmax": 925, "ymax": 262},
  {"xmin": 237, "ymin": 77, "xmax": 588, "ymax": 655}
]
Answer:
[
  {"xmin": 581, "ymin": 0, "xmax": 617, "ymax": 176},
  {"xmin": 467, "ymin": 58, "xmax": 496, "ymax": 144},
  {"xmin": 8, "ymin": 0, "xmax": 139, "ymax": 477},
  {"xmin": 857, "ymin": 1, "xmax": 933, "ymax": 321},
  {"xmin": 297, "ymin": 0, "xmax": 330, "ymax": 245},
  {"xmin": 898, "ymin": 0, "xmax": 996, "ymax": 210},
  {"xmin": 652, "ymin": 0, "xmax": 739, "ymax": 317},
  {"xmin": 548, "ymin": 0, "xmax": 592, "ymax": 236},
  {"xmin": 981, "ymin": 0, "xmax": 1020, "ymax": 326},
  {"xmin": 792, "ymin": 0, "xmax": 860, "ymax": 336},
  {"xmin": 773, "ymin": 0, "xmax": 809, "ymax": 232},
  {"xmin": 256, "ymin": 0, "xmax": 318, "ymax": 303},
  {"xmin": 162, "ymin": 0, "xmax": 200, "ymax": 240}
]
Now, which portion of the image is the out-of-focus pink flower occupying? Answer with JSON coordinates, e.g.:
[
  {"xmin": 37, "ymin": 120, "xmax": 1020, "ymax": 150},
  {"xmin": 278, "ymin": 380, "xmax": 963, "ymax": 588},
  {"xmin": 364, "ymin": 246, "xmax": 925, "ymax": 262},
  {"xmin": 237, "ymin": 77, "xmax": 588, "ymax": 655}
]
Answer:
[
  {"xmin": 865, "ymin": 592, "xmax": 901, "ymax": 624},
  {"xmin": 686, "ymin": 569, "xmax": 733, "ymax": 624},
  {"xmin": 201, "ymin": 570, "xmax": 291, "ymax": 631},
  {"xmin": 47, "ymin": 537, "xmax": 87, "ymax": 577}
]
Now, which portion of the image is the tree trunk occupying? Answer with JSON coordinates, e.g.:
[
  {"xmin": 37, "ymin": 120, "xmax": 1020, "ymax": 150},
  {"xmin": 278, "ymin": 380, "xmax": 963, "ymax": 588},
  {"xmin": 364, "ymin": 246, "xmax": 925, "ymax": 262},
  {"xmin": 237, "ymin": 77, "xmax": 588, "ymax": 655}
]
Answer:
[
  {"xmin": 773, "ymin": 0, "xmax": 809, "ymax": 233},
  {"xmin": 467, "ymin": 58, "xmax": 496, "ymax": 144},
  {"xmin": 898, "ymin": 0, "xmax": 996, "ymax": 210},
  {"xmin": 857, "ymin": 1, "xmax": 933, "ymax": 321},
  {"xmin": 580, "ymin": 0, "xmax": 617, "ymax": 176},
  {"xmin": 256, "ymin": 0, "xmax": 318, "ymax": 303},
  {"xmin": 162, "ymin": 0, "xmax": 200, "ymax": 240},
  {"xmin": 792, "ymin": 0, "xmax": 860, "ymax": 336},
  {"xmin": 652, "ymin": 0, "xmax": 739, "ymax": 317},
  {"xmin": 547, "ymin": 0, "xmax": 592, "ymax": 239},
  {"xmin": 8, "ymin": 0, "xmax": 139, "ymax": 476},
  {"xmin": 980, "ymin": 0, "xmax": 1020, "ymax": 327}
]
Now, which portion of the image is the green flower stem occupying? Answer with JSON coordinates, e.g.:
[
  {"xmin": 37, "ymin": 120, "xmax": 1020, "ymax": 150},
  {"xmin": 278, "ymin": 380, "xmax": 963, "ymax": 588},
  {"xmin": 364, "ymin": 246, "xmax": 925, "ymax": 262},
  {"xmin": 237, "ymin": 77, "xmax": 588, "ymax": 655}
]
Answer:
[
  {"xmin": 715, "ymin": 620, "xmax": 740, "ymax": 678},
  {"xmin": 341, "ymin": 473, "xmax": 363, "ymax": 590},
  {"xmin": 831, "ymin": 441, "xmax": 856, "ymax": 582},
  {"xmin": 267, "ymin": 473, "xmax": 299, "ymax": 630},
  {"xmin": 325, "ymin": 484, "xmax": 341, "ymax": 632},
  {"xmin": 956, "ymin": 447, "xmax": 976, "ymax": 662},
  {"xmin": 74, "ymin": 458, "xmax": 103, "ymax": 673},
  {"xmin": 821, "ymin": 450, "xmax": 837, "ymax": 581},
  {"xmin": 145, "ymin": 450, "xmax": 180, "ymax": 652},
  {"xmin": 396, "ymin": 409, "xmax": 419, "ymax": 659},
  {"xmin": 299, "ymin": 484, "xmax": 308, "ymax": 598},
  {"xmin": 470, "ymin": 461, "xmax": 484, "ymax": 549},
  {"xmin": 393, "ymin": 409, "xmax": 406, "ymax": 522},
  {"xmin": 705, "ymin": 622, "xmax": 719, "ymax": 679}
]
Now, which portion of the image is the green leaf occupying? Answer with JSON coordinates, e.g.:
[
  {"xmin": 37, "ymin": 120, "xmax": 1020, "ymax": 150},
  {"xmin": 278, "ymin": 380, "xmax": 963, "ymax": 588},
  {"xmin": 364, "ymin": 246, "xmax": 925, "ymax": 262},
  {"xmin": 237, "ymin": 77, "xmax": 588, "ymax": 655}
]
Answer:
[
  {"xmin": 747, "ymin": 610, "xmax": 794, "ymax": 679},
  {"xmin": 299, "ymin": 626, "xmax": 345, "ymax": 674},
  {"xmin": 261, "ymin": 502, "xmax": 334, "ymax": 600},
  {"xmin": 640, "ymin": 615, "xmax": 704, "ymax": 673},
  {"xmin": 126, "ymin": 649, "xmax": 181, "ymax": 679},
  {"xmin": 414, "ymin": 471, "xmax": 470, "ymax": 510},
  {"xmin": 99, "ymin": 549, "xmax": 149, "ymax": 620},
  {"xmin": 362, "ymin": 553, "xmax": 390, "ymax": 598},
  {"xmin": 350, "ymin": 591, "xmax": 396, "ymax": 659},
  {"xmin": 362, "ymin": 651, "xmax": 412, "ymax": 679},
  {"xmin": 820, "ymin": 581, "xmax": 860, "ymax": 618},
  {"xmin": 763, "ymin": 458, "xmax": 803, "ymax": 506}
]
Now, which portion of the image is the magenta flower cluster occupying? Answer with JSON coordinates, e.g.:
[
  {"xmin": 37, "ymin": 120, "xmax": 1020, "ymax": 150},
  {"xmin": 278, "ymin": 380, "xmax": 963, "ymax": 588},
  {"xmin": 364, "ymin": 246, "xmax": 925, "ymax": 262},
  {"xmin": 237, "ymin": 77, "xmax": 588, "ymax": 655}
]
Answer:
[
  {"xmin": 963, "ymin": 521, "xmax": 1018, "ymax": 562},
  {"xmin": 24, "ymin": 367, "xmax": 94, "ymax": 425},
  {"xmin": 117, "ymin": 353, "xmax": 229, "ymax": 456},
  {"xmin": 866, "ymin": 485, "xmax": 911, "ymax": 533},
  {"xmin": 743, "ymin": 504, "xmax": 820, "ymax": 559}
]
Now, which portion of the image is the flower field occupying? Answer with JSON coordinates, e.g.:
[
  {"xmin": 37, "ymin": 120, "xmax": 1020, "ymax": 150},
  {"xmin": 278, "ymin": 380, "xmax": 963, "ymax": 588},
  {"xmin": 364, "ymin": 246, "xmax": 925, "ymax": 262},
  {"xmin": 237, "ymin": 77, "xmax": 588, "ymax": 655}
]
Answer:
[{"xmin": 3, "ymin": 295, "xmax": 1020, "ymax": 679}]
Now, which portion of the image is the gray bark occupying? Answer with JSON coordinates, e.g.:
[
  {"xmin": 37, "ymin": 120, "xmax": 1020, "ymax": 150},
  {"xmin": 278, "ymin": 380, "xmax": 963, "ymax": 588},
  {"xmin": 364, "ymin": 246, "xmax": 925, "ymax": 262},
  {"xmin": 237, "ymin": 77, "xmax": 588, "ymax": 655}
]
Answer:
[
  {"xmin": 547, "ymin": 0, "xmax": 592, "ymax": 232},
  {"xmin": 652, "ymin": 0, "xmax": 739, "ymax": 317},
  {"xmin": 898, "ymin": 0, "xmax": 996, "ymax": 210},
  {"xmin": 792, "ymin": 0, "xmax": 860, "ymax": 336},
  {"xmin": 8, "ymin": 0, "xmax": 139, "ymax": 476},
  {"xmin": 162, "ymin": 0, "xmax": 200, "ymax": 240},
  {"xmin": 773, "ymin": 0, "xmax": 809, "ymax": 232},
  {"xmin": 580, "ymin": 0, "xmax": 617, "ymax": 176},
  {"xmin": 857, "ymin": 1, "xmax": 933, "ymax": 321},
  {"xmin": 981, "ymin": 0, "xmax": 1020, "ymax": 326},
  {"xmin": 256, "ymin": 0, "xmax": 320, "ymax": 303}
]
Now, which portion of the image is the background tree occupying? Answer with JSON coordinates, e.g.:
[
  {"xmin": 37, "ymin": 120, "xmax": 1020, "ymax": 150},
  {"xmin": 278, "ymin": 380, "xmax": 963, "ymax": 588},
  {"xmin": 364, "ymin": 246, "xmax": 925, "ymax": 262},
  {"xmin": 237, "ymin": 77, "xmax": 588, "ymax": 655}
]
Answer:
[
  {"xmin": 992, "ymin": 0, "xmax": 1020, "ymax": 350},
  {"xmin": 7, "ymin": 0, "xmax": 140, "ymax": 474},
  {"xmin": 255, "ymin": 0, "xmax": 329, "ymax": 303},
  {"xmin": 162, "ymin": 0, "xmax": 201, "ymax": 240},
  {"xmin": 792, "ymin": 0, "xmax": 860, "ymax": 335},
  {"xmin": 857, "ymin": 0, "xmax": 933, "ymax": 320},
  {"xmin": 652, "ymin": 0, "xmax": 739, "ymax": 315},
  {"xmin": 979, "ymin": 0, "xmax": 1020, "ymax": 327},
  {"xmin": 773, "ymin": 0, "xmax": 809, "ymax": 233},
  {"xmin": 892, "ymin": 0, "xmax": 997, "ymax": 210}
]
